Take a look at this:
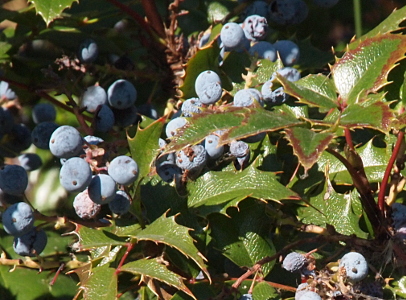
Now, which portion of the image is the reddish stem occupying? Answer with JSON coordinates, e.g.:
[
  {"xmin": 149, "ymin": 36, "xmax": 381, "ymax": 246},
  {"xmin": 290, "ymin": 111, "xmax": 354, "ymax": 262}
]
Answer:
[
  {"xmin": 141, "ymin": 0, "xmax": 166, "ymax": 38},
  {"xmin": 378, "ymin": 130, "xmax": 405, "ymax": 211},
  {"xmin": 115, "ymin": 242, "xmax": 134, "ymax": 275},
  {"xmin": 344, "ymin": 127, "xmax": 354, "ymax": 151}
]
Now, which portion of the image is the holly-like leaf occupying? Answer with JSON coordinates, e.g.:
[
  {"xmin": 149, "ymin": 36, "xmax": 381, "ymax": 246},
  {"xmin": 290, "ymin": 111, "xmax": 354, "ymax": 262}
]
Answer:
[
  {"xmin": 82, "ymin": 266, "xmax": 117, "ymax": 300},
  {"xmin": 252, "ymin": 281, "xmax": 280, "ymax": 300},
  {"xmin": 209, "ymin": 200, "xmax": 276, "ymax": 276},
  {"xmin": 317, "ymin": 137, "xmax": 393, "ymax": 185},
  {"xmin": 284, "ymin": 127, "xmax": 335, "ymax": 174},
  {"xmin": 121, "ymin": 258, "xmax": 195, "ymax": 298},
  {"xmin": 332, "ymin": 33, "xmax": 406, "ymax": 105},
  {"xmin": 128, "ymin": 117, "xmax": 166, "ymax": 181},
  {"xmin": 297, "ymin": 177, "xmax": 368, "ymax": 238},
  {"xmin": 339, "ymin": 95, "xmax": 394, "ymax": 133},
  {"xmin": 134, "ymin": 214, "xmax": 210, "ymax": 281},
  {"xmin": 165, "ymin": 106, "xmax": 302, "ymax": 153},
  {"xmin": 187, "ymin": 159, "xmax": 299, "ymax": 217},
  {"xmin": 77, "ymin": 226, "xmax": 127, "ymax": 250},
  {"xmin": 355, "ymin": 5, "xmax": 406, "ymax": 46},
  {"xmin": 278, "ymin": 73, "xmax": 338, "ymax": 110},
  {"xmin": 30, "ymin": 0, "xmax": 78, "ymax": 25}
]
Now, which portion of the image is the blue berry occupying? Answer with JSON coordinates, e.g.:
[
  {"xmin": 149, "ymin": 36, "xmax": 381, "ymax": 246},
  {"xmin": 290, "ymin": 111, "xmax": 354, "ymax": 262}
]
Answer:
[
  {"xmin": 204, "ymin": 134, "xmax": 224, "ymax": 160},
  {"xmin": 31, "ymin": 122, "xmax": 59, "ymax": 150},
  {"xmin": 49, "ymin": 125, "xmax": 83, "ymax": 158},
  {"xmin": 243, "ymin": 1, "xmax": 269, "ymax": 19},
  {"xmin": 166, "ymin": 117, "xmax": 188, "ymax": 138},
  {"xmin": 81, "ymin": 85, "xmax": 107, "ymax": 113},
  {"xmin": 88, "ymin": 174, "xmax": 117, "ymax": 205},
  {"xmin": 59, "ymin": 157, "xmax": 92, "ymax": 193},
  {"xmin": 242, "ymin": 15, "xmax": 268, "ymax": 41},
  {"xmin": 108, "ymin": 155, "xmax": 139, "ymax": 185},
  {"xmin": 274, "ymin": 40, "xmax": 300, "ymax": 66},
  {"xmin": 295, "ymin": 283, "xmax": 309, "ymax": 300},
  {"xmin": 13, "ymin": 227, "xmax": 47, "ymax": 256},
  {"xmin": 18, "ymin": 153, "xmax": 42, "ymax": 171},
  {"xmin": 339, "ymin": 252, "xmax": 368, "ymax": 283},
  {"xmin": 238, "ymin": 294, "xmax": 253, "ymax": 300},
  {"xmin": 32, "ymin": 103, "xmax": 56, "ymax": 124},
  {"xmin": 282, "ymin": 252, "xmax": 307, "ymax": 272},
  {"xmin": 195, "ymin": 70, "xmax": 223, "ymax": 105},
  {"xmin": 107, "ymin": 79, "xmax": 137, "ymax": 109},
  {"xmin": 84, "ymin": 135, "xmax": 104, "ymax": 145},
  {"xmin": 176, "ymin": 145, "xmax": 207, "ymax": 173},
  {"xmin": 0, "ymin": 165, "xmax": 28, "ymax": 196},
  {"xmin": 181, "ymin": 98, "xmax": 203, "ymax": 117},
  {"xmin": 268, "ymin": 0, "xmax": 296, "ymax": 25},
  {"xmin": 233, "ymin": 89, "xmax": 263, "ymax": 107},
  {"xmin": 230, "ymin": 140, "xmax": 250, "ymax": 169},
  {"xmin": 220, "ymin": 22, "xmax": 247, "ymax": 50},
  {"xmin": 298, "ymin": 291, "xmax": 322, "ymax": 300},
  {"xmin": 2, "ymin": 202, "xmax": 34, "ymax": 236},
  {"xmin": 73, "ymin": 189, "xmax": 101, "ymax": 219},
  {"xmin": 0, "ymin": 81, "xmax": 16, "ymax": 100},
  {"xmin": 78, "ymin": 38, "xmax": 98, "ymax": 63},
  {"xmin": 3, "ymin": 123, "xmax": 32, "ymax": 155},
  {"xmin": 0, "ymin": 107, "xmax": 14, "ymax": 137},
  {"xmin": 249, "ymin": 41, "xmax": 276, "ymax": 61},
  {"xmin": 108, "ymin": 190, "xmax": 131, "ymax": 215},
  {"xmin": 95, "ymin": 104, "xmax": 115, "ymax": 133},
  {"xmin": 112, "ymin": 105, "xmax": 138, "ymax": 128},
  {"xmin": 156, "ymin": 163, "xmax": 182, "ymax": 183},
  {"xmin": 272, "ymin": 67, "xmax": 301, "ymax": 82}
]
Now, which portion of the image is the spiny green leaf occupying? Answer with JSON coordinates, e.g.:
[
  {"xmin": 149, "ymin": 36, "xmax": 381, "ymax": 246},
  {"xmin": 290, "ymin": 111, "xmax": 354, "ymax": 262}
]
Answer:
[
  {"xmin": 165, "ymin": 106, "xmax": 303, "ymax": 153},
  {"xmin": 30, "ymin": 0, "xmax": 78, "ymax": 25},
  {"xmin": 284, "ymin": 127, "xmax": 335, "ymax": 173},
  {"xmin": 355, "ymin": 5, "xmax": 406, "ymax": 46},
  {"xmin": 252, "ymin": 281, "xmax": 280, "ymax": 300},
  {"xmin": 279, "ymin": 74, "xmax": 338, "ymax": 110},
  {"xmin": 121, "ymin": 258, "xmax": 195, "ymax": 298},
  {"xmin": 332, "ymin": 33, "xmax": 406, "ymax": 105},
  {"xmin": 297, "ymin": 178, "xmax": 368, "ymax": 238},
  {"xmin": 187, "ymin": 159, "xmax": 299, "ymax": 216},
  {"xmin": 209, "ymin": 200, "xmax": 276, "ymax": 276},
  {"xmin": 134, "ymin": 214, "xmax": 210, "ymax": 281},
  {"xmin": 128, "ymin": 117, "xmax": 166, "ymax": 181},
  {"xmin": 82, "ymin": 266, "xmax": 117, "ymax": 300},
  {"xmin": 317, "ymin": 137, "xmax": 392, "ymax": 185},
  {"xmin": 339, "ymin": 97, "xmax": 394, "ymax": 133},
  {"xmin": 77, "ymin": 226, "xmax": 127, "ymax": 250}
]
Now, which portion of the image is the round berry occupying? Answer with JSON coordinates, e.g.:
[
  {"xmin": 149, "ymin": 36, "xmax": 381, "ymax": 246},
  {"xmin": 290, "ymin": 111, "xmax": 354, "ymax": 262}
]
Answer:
[
  {"xmin": 73, "ymin": 189, "xmax": 101, "ymax": 219},
  {"xmin": 2, "ymin": 202, "xmax": 34, "ymax": 236},
  {"xmin": 107, "ymin": 79, "xmax": 137, "ymax": 109},
  {"xmin": 13, "ymin": 227, "xmax": 47, "ymax": 256},
  {"xmin": 176, "ymin": 145, "xmax": 207, "ymax": 173},
  {"xmin": 0, "ymin": 165, "xmax": 28, "ymax": 196},
  {"xmin": 81, "ymin": 85, "xmax": 107, "ymax": 113},
  {"xmin": 49, "ymin": 125, "xmax": 83, "ymax": 158},
  {"xmin": 108, "ymin": 155, "xmax": 139, "ymax": 185},
  {"xmin": 282, "ymin": 252, "xmax": 307, "ymax": 272},
  {"xmin": 108, "ymin": 190, "xmax": 131, "ymax": 215},
  {"xmin": 88, "ymin": 174, "xmax": 117, "ymax": 205},
  {"xmin": 32, "ymin": 103, "xmax": 56, "ymax": 124},
  {"xmin": 78, "ymin": 38, "xmax": 98, "ymax": 63},
  {"xmin": 59, "ymin": 157, "xmax": 92, "ymax": 193},
  {"xmin": 220, "ymin": 22, "xmax": 246, "ymax": 50},
  {"xmin": 339, "ymin": 252, "xmax": 368, "ymax": 283}
]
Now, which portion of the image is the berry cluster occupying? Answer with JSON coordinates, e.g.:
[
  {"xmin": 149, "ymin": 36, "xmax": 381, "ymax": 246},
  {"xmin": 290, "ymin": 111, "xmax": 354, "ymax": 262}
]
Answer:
[{"xmin": 282, "ymin": 251, "xmax": 382, "ymax": 299}]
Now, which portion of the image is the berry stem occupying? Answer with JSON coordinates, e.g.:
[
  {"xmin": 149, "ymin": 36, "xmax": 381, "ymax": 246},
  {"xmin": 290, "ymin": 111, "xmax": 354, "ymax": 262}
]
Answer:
[
  {"xmin": 115, "ymin": 242, "xmax": 135, "ymax": 275},
  {"xmin": 378, "ymin": 130, "xmax": 405, "ymax": 211},
  {"xmin": 141, "ymin": 0, "xmax": 166, "ymax": 39}
]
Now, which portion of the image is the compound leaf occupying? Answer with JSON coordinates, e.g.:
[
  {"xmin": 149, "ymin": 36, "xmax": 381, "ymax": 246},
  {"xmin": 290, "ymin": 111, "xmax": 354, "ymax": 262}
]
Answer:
[
  {"xmin": 209, "ymin": 200, "xmax": 276, "ymax": 277},
  {"xmin": 284, "ymin": 127, "xmax": 335, "ymax": 174},
  {"xmin": 121, "ymin": 258, "xmax": 195, "ymax": 298},
  {"xmin": 134, "ymin": 214, "xmax": 210, "ymax": 281},
  {"xmin": 279, "ymin": 73, "xmax": 338, "ymax": 110},
  {"xmin": 82, "ymin": 266, "xmax": 117, "ymax": 300},
  {"xmin": 166, "ymin": 106, "xmax": 302, "ymax": 153},
  {"xmin": 332, "ymin": 33, "xmax": 406, "ymax": 105},
  {"xmin": 30, "ymin": 0, "xmax": 78, "ymax": 25},
  {"xmin": 298, "ymin": 178, "xmax": 368, "ymax": 238},
  {"xmin": 187, "ymin": 159, "xmax": 299, "ymax": 216}
]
